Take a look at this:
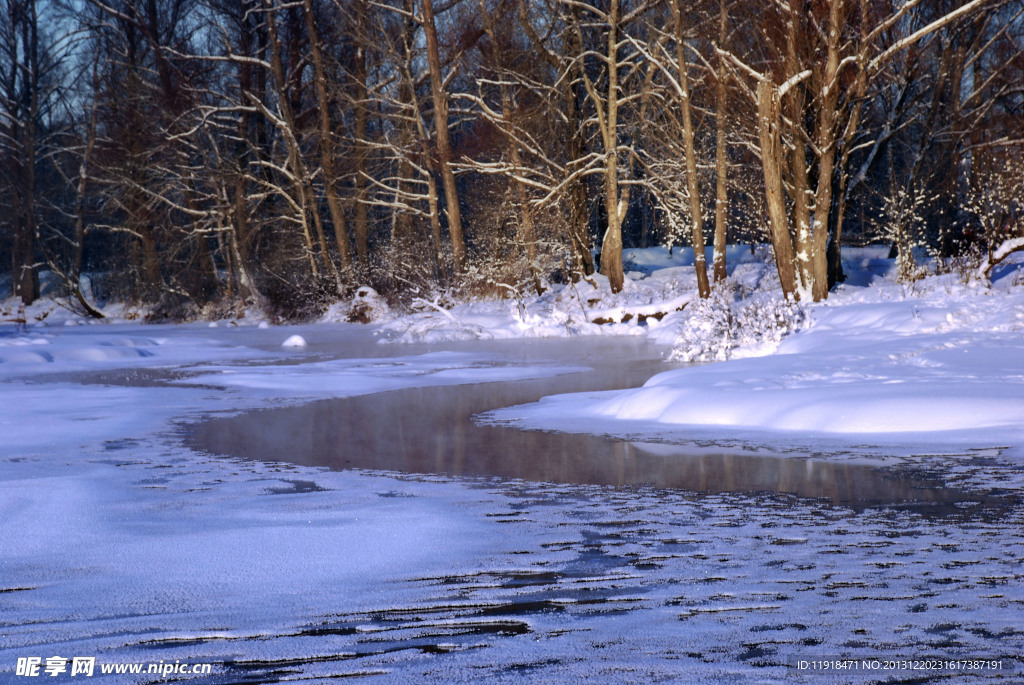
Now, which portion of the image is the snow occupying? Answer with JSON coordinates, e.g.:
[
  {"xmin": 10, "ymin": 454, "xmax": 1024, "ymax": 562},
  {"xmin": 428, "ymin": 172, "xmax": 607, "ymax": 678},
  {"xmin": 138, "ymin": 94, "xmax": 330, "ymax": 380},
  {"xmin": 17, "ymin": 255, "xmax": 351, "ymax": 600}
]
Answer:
[
  {"xmin": 0, "ymin": 330, "xmax": 242, "ymax": 377},
  {"xmin": 487, "ymin": 251, "xmax": 1024, "ymax": 452},
  {"xmin": 0, "ymin": 325, "xmax": 602, "ymax": 682},
  {"xmin": 2, "ymin": 246, "xmax": 1024, "ymax": 682},
  {"xmin": 178, "ymin": 351, "xmax": 587, "ymax": 398},
  {"xmin": 281, "ymin": 334, "xmax": 307, "ymax": 347},
  {"xmin": 371, "ymin": 247, "xmax": 773, "ymax": 345}
]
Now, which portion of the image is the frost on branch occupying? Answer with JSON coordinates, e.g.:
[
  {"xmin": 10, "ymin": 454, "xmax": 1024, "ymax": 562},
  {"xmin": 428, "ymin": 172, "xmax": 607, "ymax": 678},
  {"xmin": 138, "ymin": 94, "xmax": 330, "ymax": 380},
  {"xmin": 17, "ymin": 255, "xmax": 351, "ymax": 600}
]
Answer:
[
  {"xmin": 669, "ymin": 290, "xmax": 806, "ymax": 362},
  {"xmin": 876, "ymin": 183, "xmax": 932, "ymax": 283}
]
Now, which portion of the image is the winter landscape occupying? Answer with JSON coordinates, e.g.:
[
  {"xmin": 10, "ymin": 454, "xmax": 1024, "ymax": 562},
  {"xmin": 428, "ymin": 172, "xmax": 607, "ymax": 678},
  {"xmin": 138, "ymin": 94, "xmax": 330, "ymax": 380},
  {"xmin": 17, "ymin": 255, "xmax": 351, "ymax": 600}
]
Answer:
[
  {"xmin": 3, "ymin": 246, "xmax": 1024, "ymax": 683},
  {"xmin": 3, "ymin": 0, "xmax": 1024, "ymax": 682}
]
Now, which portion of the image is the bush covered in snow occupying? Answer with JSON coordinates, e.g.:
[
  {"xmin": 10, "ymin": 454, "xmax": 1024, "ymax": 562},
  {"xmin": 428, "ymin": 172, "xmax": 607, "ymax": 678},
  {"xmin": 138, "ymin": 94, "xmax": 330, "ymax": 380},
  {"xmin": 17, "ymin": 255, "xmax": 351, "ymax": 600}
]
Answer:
[
  {"xmin": 320, "ymin": 286, "xmax": 393, "ymax": 324},
  {"xmin": 669, "ymin": 290, "xmax": 806, "ymax": 362},
  {"xmin": 345, "ymin": 286, "xmax": 391, "ymax": 323}
]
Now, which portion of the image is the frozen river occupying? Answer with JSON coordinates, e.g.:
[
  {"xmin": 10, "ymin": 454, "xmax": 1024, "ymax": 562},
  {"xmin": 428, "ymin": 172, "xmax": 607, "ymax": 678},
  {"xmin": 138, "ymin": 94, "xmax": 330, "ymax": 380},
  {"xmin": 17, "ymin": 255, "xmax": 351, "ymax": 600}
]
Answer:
[{"xmin": 2, "ymin": 326, "xmax": 1023, "ymax": 683}]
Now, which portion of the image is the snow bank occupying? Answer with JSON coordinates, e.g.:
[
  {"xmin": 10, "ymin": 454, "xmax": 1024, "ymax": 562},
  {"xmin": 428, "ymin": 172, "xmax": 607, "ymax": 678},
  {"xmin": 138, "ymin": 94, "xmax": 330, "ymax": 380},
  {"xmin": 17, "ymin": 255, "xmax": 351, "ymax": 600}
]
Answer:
[
  {"xmin": 488, "ymin": 268, "xmax": 1024, "ymax": 447},
  {"xmin": 379, "ymin": 268, "xmax": 703, "ymax": 343},
  {"xmin": 372, "ymin": 246, "xmax": 784, "ymax": 346},
  {"xmin": 0, "ymin": 330, "xmax": 235, "ymax": 377}
]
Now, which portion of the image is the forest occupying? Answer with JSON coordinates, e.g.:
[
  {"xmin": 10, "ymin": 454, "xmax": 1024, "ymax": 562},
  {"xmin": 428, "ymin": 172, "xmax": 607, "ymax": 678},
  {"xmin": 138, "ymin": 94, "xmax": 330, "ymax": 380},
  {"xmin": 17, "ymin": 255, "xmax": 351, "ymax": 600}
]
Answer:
[{"xmin": 1, "ymin": 0, "xmax": 1022, "ymax": 321}]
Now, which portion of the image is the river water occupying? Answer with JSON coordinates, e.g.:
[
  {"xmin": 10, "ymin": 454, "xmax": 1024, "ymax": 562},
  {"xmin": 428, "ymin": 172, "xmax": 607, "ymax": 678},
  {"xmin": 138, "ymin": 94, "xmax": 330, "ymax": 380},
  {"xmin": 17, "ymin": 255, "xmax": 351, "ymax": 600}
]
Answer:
[{"xmin": 190, "ymin": 337, "xmax": 1005, "ymax": 511}]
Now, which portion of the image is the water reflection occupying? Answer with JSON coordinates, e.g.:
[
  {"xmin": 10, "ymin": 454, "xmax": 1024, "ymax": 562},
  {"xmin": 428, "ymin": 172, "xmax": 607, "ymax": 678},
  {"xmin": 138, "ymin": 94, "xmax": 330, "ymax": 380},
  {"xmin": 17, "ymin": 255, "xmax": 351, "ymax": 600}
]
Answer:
[{"xmin": 189, "ymin": 374, "xmax": 1003, "ymax": 510}]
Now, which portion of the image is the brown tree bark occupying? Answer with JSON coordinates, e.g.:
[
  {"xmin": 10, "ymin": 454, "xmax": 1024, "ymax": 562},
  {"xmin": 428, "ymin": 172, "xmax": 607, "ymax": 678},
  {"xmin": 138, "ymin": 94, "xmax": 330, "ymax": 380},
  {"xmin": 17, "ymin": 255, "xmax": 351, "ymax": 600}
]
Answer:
[
  {"xmin": 479, "ymin": 0, "xmax": 543, "ymax": 294},
  {"xmin": 597, "ymin": 0, "xmax": 626, "ymax": 293},
  {"xmin": 303, "ymin": 0, "xmax": 354, "ymax": 282},
  {"xmin": 712, "ymin": 0, "xmax": 729, "ymax": 284},
  {"xmin": 809, "ymin": 0, "xmax": 844, "ymax": 302},
  {"xmin": 421, "ymin": 0, "xmax": 466, "ymax": 272},
  {"xmin": 5, "ymin": 0, "xmax": 41, "ymax": 304},
  {"xmin": 674, "ymin": 0, "xmax": 710, "ymax": 298},
  {"xmin": 784, "ymin": 3, "xmax": 812, "ymax": 293},
  {"xmin": 757, "ymin": 77, "xmax": 798, "ymax": 299},
  {"xmin": 562, "ymin": 6, "xmax": 595, "ymax": 276},
  {"xmin": 350, "ymin": 0, "xmax": 371, "ymax": 272}
]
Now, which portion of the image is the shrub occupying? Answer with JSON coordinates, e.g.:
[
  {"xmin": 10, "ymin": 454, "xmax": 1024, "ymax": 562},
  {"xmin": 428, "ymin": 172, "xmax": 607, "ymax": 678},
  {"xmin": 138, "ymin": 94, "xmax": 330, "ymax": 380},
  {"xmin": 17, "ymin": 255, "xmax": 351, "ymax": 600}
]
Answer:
[{"xmin": 669, "ymin": 290, "xmax": 805, "ymax": 362}]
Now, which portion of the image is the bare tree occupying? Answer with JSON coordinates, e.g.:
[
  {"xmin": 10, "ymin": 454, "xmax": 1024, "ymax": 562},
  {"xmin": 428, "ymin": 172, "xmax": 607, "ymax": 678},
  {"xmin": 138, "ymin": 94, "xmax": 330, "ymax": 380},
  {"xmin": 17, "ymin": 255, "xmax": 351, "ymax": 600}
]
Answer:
[
  {"xmin": 304, "ymin": 0, "xmax": 353, "ymax": 282},
  {"xmin": 568, "ymin": 0, "xmax": 649, "ymax": 293},
  {"xmin": 711, "ymin": 0, "xmax": 730, "ymax": 283},
  {"xmin": 727, "ymin": 0, "xmax": 998, "ymax": 300},
  {"xmin": 476, "ymin": 0, "xmax": 544, "ymax": 293},
  {"xmin": 0, "ymin": 0, "xmax": 63, "ymax": 304},
  {"xmin": 421, "ymin": 0, "xmax": 467, "ymax": 272},
  {"xmin": 512, "ymin": 0, "xmax": 596, "ymax": 276}
]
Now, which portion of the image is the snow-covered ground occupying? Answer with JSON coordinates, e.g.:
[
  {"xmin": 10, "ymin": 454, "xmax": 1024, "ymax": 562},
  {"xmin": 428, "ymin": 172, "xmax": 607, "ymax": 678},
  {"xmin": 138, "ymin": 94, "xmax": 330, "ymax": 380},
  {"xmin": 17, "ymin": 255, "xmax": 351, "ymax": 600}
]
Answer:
[
  {"xmin": 2, "ymin": 247, "xmax": 1023, "ymax": 683},
  {"xmin": 489, "ymin": 250, "xmax": 1024, "ymax": 460}
]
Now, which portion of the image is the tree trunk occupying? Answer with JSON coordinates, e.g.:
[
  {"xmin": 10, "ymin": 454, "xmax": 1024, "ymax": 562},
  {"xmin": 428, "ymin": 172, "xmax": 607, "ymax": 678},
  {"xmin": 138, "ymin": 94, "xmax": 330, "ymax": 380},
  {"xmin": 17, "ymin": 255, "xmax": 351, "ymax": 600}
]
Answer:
[
  {"xmin": 809, "ymin": 0, "xmax": 843, "ymax": 302},
  {"xmin": 141, "ymin": 228, "xmax": 162, "ymax": 295},
  {"xmin": 712, "ymin": 0, "xmax": 729, "ymax": 284},
  {"xmin": 11, "ymin": 139, "xmax": 40, "ymax": 304},
  {"xmin": 829, "ymin": 0, "xmax": 872, "ymax": 288},
  {"xmin": 421, "ymin": 0, "xmax": 466, "ymax": 272},
  {"xmin": 69, "ymin": 106, "xmax": 103, "ymax": 318},
  {"xmin": 785, "ymin": 4, "xmax": 812, "ymax": 293},
  {"xmin": 12, "ymin": 219, "xmax": 40, "ymax": 305},
  {"xmin": 7, "ymin": 0, "xmax": 41, "ymax": 305},
  {"xmin": 674, "ymin": 0, "xmax": 710, "ymax": 298},
  {"xmin": 599, "ymin": 0, "xmax": 625, "ymax": 293},
  {"xmin": 304, "ymin": 0, "xmax": 354, "ymax": 284},
  {"xmin": 564, "ymin": 11, "xmax": 594, "ymax": 276},
  {"xmin": 757, "ymin": 78, "xmax": 798, "ymax": 299},
  {"xmin": 352, "ymin": 0, "xmax": 371, "ymax": 272}
]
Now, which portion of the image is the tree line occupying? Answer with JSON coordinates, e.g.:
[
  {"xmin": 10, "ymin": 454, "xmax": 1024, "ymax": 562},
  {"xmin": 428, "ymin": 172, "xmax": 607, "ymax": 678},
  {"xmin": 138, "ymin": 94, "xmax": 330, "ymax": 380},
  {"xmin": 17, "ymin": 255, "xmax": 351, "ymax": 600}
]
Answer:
[{"xmin": 2, "ymin": 0, "xmax": 1022, "ymax": 319}]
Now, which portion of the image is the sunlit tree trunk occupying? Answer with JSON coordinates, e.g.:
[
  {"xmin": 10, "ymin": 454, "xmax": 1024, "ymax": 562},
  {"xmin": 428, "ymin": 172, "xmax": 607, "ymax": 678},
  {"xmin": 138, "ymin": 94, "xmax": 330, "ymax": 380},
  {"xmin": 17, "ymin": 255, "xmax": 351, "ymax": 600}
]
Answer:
[
  {"xmin": 784, "ymin": 1, "xmax": 813, "ymax": 294},
  {"xmin": 757, "ymin": 77, "xmax": 799, "ymax": 299},
  {"xmin": 421, "ymin": 0, "xmax": 466, "ymax": 272},
  {"xmin": 673, "ymin": 0, "xmax": 710, "ymax": 298},
  {"xmin": 712, "ymin": 0, "xmax": 729, "ymax": 284},
  {"xmin": 809, "ymin": 0, "xmax": 843, "ymax": 302}
]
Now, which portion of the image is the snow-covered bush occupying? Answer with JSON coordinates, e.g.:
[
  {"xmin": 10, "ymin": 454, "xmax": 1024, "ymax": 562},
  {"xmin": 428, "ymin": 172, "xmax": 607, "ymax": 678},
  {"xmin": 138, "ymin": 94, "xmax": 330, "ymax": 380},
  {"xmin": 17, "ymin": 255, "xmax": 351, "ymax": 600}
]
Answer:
[
  {"xmin": 320, "ymin": 286, "xmax": 392, "ymax": 324},
  {"xmin": 668, "ymin": 289, "xmax": 735, "ymax": 362},
  {"xmin": 346, "ymin": 286, "xmax": 390, "ymax": 323},
  {"xmin": 736, "ymin": 294, "xmax": 807, "ymax": 351},
  {"xmin": 877, "ymin": 184, "xmax": 933, "ymax": 283},
  {"xmin": 942, "ymin": 243, "xmax": 986, "ymax": 285},
  {"xmin": 669, "ymin": 290, "xmax": 805, "ymax": 362}
]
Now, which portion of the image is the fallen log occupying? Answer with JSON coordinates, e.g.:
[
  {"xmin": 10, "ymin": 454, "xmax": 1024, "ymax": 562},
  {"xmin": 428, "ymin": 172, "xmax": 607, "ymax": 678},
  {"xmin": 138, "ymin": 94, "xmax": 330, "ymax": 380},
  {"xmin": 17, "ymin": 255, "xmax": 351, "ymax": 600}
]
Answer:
[{"xmin": 589, "ymin": 294, "xmax": 691, "ymax": 325}]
